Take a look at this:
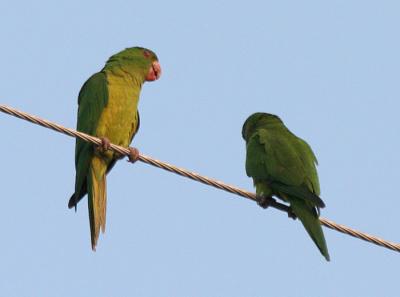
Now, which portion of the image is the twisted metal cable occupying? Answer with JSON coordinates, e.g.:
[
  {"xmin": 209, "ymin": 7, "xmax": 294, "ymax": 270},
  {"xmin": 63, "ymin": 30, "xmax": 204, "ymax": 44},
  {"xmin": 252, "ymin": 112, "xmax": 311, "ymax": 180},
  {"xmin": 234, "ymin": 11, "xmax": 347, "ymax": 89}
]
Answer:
[{"xmin": 1, "ymin": 104, "xmax": 400, "ymax": 253}]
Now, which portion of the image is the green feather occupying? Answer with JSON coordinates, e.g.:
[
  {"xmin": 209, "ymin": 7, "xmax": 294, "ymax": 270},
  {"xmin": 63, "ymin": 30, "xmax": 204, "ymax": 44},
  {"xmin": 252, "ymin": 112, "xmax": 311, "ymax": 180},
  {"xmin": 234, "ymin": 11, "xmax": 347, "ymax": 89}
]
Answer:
[
  {"xmin": 243, "ymin": 112, "xmax": 330, "ymax": 261},
  {"xmin": 69, "ymin": 47, "xmax": 160, "ymax": 250},
  {"xmin": 290, "ymin": 197, "xmax": 330, "ymax": 261},
  {"xmin": 73, "ymin": 72, "xmax": 108, "ymax": 204}
]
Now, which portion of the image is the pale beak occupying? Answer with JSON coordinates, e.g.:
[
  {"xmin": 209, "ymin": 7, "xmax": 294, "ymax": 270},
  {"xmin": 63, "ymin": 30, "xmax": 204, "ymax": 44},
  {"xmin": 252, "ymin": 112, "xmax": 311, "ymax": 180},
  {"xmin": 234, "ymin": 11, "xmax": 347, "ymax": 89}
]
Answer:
[{"xmin": 145, "ymin": 61, "xmax": 162, "ymax": 81}]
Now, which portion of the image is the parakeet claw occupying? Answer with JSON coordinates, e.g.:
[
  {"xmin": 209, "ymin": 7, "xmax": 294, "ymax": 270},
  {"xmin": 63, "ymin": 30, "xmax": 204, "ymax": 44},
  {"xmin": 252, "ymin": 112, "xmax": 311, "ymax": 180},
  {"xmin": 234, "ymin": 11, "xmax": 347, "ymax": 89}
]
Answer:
[
  {"xmin": 287, "ymin": 207, "xmax": 297, "ymax": 220},
  {"xmin": 98, "ymin": 137, "xmax": 111, "ymax": 152},
  {"xmin": 127, "ymin": 147, "xmax": 140, "ymax": 163},
  {"xmin": 256, "ymin": 195, "xmax": 275, "ymax": 209}
]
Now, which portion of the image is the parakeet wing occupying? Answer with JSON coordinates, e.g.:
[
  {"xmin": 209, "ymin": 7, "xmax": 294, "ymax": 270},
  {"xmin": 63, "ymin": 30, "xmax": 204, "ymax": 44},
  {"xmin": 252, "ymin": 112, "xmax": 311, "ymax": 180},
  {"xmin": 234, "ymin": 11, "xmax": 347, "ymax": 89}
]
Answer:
[
  {"xmin": 74, "ymin": 72, "xmax": 108, "ymax": 199},
  {"xmin": 246, "ymin": 129, "xmax": 323, "ymax": 207},
  {"xmin": 292, "ymin": 137, "xmax": 320, "ymax": 195}
]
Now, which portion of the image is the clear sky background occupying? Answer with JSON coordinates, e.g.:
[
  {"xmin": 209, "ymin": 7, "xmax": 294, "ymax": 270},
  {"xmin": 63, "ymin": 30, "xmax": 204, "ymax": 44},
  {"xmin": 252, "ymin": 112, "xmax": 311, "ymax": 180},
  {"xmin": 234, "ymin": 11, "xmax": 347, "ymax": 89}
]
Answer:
[{"xmin": 0, "ymin": 0, "xmax": 399, "ymax": 296}]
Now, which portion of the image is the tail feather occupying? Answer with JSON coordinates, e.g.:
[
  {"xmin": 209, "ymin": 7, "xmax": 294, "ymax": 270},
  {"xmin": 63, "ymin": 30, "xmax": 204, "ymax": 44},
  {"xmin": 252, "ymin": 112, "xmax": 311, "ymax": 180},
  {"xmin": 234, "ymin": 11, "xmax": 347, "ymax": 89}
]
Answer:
[
  {"xmin": 272, "ymin": 182, "xmax": 325, "ymax": 208},
  {"xmin": 68, "ymin": 185, "xmax": 86, "ymax": 209},
  {"xmin": 290, "ymin": 197, "xmax": 330, "ymax": 261},
  {"xmin": 69, "ymin": 158, "xmax": 116, "ymax": 209},
  {"xmin": 87, "ymin": 157, "xmax": 107, "ymax": 251}
]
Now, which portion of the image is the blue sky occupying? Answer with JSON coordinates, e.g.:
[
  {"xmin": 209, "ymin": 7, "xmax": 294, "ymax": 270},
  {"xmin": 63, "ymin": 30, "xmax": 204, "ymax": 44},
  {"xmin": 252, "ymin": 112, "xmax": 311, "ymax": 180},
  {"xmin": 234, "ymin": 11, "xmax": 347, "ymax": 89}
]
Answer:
[{"xmin": 1, "ymin": 0, "xmax": 399, "ymax": 296}]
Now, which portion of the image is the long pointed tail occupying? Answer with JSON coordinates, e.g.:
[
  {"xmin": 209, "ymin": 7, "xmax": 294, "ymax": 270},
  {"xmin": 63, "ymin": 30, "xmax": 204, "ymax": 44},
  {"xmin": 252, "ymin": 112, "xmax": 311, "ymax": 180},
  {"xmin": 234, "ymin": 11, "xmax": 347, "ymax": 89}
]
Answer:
[
  {"xmin": 290, "ymin": 198, "xmax": 330, "ymax": 261},
  {"xmin": 87, "ymin": 156, "xmax": 107, "ymax": 251}
]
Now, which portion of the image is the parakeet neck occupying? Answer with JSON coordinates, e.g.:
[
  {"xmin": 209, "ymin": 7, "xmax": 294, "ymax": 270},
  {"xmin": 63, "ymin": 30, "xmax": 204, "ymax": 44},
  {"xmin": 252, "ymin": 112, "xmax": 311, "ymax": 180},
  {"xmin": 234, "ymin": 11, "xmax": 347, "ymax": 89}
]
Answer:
[
  {"xmin": 104, "ymin": 66, "xmax": 143, "ymax": 117},
  {"xmin": 105, "ymin": 66, "xmax": 144, "ymax": 87}
]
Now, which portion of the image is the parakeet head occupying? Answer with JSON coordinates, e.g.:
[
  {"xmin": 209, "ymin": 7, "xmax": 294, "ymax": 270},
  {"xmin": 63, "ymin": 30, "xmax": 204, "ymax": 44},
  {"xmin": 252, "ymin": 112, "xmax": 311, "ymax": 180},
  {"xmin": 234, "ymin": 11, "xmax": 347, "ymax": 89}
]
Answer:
[
  {"xmin": 104, "ymin": 47, "xmax": 162, "ymax": 82},
  {"xmin": 242, "ymin": 112, "xmax": 283, "ymax": 142}
]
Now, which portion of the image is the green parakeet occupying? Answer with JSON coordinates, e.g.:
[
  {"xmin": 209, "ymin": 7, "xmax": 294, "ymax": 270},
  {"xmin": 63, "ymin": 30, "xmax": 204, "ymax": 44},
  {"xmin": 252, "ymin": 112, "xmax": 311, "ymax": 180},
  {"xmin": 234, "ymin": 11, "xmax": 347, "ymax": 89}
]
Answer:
[
  {"xmin": 242, "ymin": 112, "xmax": 330, "ymax": 261},
  {"xmin": 68, "ymin": 47, "xmax": 162, "ymax": 250}
]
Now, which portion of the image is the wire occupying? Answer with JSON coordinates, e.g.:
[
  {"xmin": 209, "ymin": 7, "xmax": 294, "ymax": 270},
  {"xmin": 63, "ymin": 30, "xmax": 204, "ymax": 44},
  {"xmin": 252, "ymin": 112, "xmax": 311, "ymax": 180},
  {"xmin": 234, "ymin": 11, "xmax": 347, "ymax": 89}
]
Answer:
[{"xmin": 1, "ymin": 104, "xmax": 399, "ymax": 253}]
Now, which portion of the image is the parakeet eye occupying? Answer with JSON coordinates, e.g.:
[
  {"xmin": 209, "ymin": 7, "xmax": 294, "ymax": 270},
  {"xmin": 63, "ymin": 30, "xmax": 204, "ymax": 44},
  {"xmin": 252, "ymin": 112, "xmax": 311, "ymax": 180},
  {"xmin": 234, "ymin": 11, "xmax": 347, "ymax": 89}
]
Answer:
[{"xmin": 143, "ymin": 50, "xmax": 151, "ymax": 58}]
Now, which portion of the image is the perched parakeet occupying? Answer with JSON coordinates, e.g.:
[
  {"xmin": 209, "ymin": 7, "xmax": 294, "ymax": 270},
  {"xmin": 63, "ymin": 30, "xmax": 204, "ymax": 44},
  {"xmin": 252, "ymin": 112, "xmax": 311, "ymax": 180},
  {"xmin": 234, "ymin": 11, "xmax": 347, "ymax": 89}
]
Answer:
[
  {"xmin": 68, "ymin": 47, "xmax": 162, "ymax": 250},
  {"xmin": 242, "ymin": 113, "xmax": 330, "ymax": 261}
]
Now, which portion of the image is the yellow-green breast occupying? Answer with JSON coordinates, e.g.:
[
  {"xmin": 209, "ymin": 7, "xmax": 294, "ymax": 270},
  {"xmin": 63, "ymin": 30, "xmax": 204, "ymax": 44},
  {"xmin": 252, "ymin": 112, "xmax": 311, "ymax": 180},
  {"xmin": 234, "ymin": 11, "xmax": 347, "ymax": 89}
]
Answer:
[{"xmin": 95, "ymin": 68, "xmax": 141, "ymax": 160}]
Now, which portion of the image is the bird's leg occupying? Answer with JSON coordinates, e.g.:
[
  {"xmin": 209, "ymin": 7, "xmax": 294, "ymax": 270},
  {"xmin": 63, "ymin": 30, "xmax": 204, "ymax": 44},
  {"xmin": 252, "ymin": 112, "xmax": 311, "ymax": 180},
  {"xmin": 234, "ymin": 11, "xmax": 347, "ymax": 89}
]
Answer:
[
  {"xmin": 256, "ymin": 195, "xmax": 276, "ymax": 209},
  {"xmin": 287, "ymin": 207, "xmax": 297, "ymax": 220},
  {"xmin": 127, "ymin": 147, "xmax": 140, "ymax": 163},
  {"xmin": 96, "ymin": 137, "xmax": 111, "ymax": 153}
]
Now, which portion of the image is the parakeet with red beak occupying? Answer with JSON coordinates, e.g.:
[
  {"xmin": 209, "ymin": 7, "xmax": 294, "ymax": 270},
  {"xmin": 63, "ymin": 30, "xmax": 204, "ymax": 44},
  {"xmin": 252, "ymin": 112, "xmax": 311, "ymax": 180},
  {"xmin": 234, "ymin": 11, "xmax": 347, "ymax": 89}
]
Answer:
[{"xmin": 69, "ymin": 47, "xmax": 162, "ymax": 250}]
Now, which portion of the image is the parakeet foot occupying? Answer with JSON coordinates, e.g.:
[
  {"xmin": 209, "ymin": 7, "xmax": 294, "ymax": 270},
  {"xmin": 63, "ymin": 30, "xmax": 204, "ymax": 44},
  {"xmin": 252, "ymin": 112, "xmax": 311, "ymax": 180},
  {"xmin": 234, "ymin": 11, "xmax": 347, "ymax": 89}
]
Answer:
[
  {"xmin": 287, "ymin": 207, "xmax": 297, "ymax": 220},
  {"xmin": 127, "ymin": 147, "xmax": 140, "ymax": 163},
  {"xmin": 98, "ymin": 137, "xmax": 111, "ymax": 152},
  {"xmin": 256, "ymin": 195, "xmax": 275, "ymax": 209}
]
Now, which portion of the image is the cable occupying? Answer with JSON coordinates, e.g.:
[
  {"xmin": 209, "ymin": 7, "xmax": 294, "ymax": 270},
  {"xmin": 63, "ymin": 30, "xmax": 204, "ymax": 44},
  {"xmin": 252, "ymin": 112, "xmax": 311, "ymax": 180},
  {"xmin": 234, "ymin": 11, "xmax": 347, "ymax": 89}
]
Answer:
[{"xmin": 1, "ymin": 104, "xmax": 399, "ymax": 253}]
